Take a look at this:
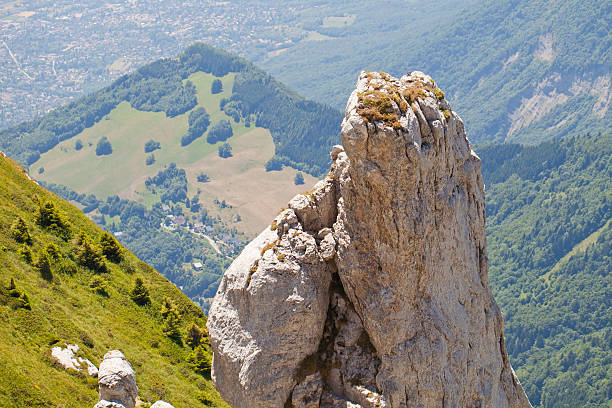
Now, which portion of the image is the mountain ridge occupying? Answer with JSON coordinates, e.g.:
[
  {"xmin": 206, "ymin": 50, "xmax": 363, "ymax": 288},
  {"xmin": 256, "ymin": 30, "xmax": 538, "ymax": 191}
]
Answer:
[
  {"xmin": 262, "ymin": 0, "xmax": 611, "ymax": 145},
  {"xmin": 0, "ymin": 43, "xmax": 342, "ymax": 175}
]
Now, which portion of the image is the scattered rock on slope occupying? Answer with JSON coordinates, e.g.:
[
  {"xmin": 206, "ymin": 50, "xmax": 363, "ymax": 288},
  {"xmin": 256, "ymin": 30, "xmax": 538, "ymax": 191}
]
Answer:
[
  {"xmin": 51, "ymin": 343, "xmax": 98, "ymax": 378},
  {"xmin": 207, "ymin": 71, "xmax": 532, "ymax": 408},
  {"xmin": 91, "ymin": 350, "xmax": 175, "ymax": 408},
  {"xmin": 95, "ymin": 350, "xmax": 138, "ymax": 408}
]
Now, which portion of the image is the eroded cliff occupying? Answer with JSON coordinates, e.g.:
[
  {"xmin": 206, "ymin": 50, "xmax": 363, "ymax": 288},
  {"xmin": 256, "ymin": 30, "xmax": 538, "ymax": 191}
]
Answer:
[{"xmin": 207, "ymin": 71, "xmax": 531, "ymax": 408}]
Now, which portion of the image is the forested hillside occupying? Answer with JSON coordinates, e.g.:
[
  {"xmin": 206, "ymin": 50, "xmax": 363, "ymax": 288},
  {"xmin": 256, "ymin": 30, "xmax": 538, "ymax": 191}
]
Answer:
[
  {"xmin": 0, "ymin": 43, "xmax": 340, "ymax": 313},
  {"xmin": 41, "ymin": 179, "xmax": 233, "ymax": 310},
  {"xmin": 0, "ymin": 153, "xmax": 227, "ymax": 407},
  {"xmin": 263, "ymin": 0, "xmax": 611, "ymax": 144},
  {"xmin": 0, "ymin": 43, "xmax": 342, "ymax": 175},
  {"xmin": 479, "ymin": 132, "xmax": 611, "ymax": 407}
]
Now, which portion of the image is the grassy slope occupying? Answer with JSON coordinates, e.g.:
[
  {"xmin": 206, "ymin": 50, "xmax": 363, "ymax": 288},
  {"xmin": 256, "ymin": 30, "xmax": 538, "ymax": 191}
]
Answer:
[
  {"xmin": 0, "ymin": 153, "xmax": 228, "ymax": 407},
  {"xmin": 31, "ymin": 71, "xmax": 317, "ymax": 236},
  {"xmin": 542, "ymin": 218, "xmax": 611, "ymax": 283}
]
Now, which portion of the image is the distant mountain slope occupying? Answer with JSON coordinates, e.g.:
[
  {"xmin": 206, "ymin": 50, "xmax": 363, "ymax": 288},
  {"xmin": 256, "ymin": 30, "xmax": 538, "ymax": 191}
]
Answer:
[
  {"xmin": 478, "ymin": 132, "xmax": 611, "ymax": 407},
  {"xmin": 0, "ymin": 43, "xmax": 345, "ymax": 315},
  {"xmin": 263, "ymin": 0, "xmax": 611, "ymax": 144},
  {"xmin": 0, "ymin": 152, "xmax": 227, "ymax": 407},
  {"xmin": 0, "ymin": 43, "xmax": 342, "ymax": 175}
]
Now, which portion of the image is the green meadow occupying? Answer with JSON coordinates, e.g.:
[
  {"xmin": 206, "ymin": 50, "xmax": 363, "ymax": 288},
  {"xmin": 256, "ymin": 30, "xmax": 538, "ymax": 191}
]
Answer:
[{"xmin": 32, "ymin": 71, "xmax": 317, "ymax": 235}]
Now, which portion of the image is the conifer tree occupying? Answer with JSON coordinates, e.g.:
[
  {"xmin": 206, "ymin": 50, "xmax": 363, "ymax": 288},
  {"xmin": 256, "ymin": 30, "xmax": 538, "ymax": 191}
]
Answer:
[
  {"xmin": 95, "ymin": 136, "xmax": 113, "ymax": 156},
  {"xmin": 161, "ymin": 296, "xmax": 182, "ymax": 343},
  {"xmin": 130, "ymin": 277, "xmax": 150, "ymax": 305},
  {"xmin": 163, "ymin": 309, "xmax": 182, "ymax": 344},
  {"xmin": 294, "ymin": 172, "xmax": 305, "ymax": 185},
  {"xmin": 17, "ymin": 292, "xmax": 31, "ymax": 310},
  {"xmin": 36, "ymin": 254, "xmax": 53, "ymax": 281},
  {"xmin": 18, "ymin": 244, "xmax": 32, "ymax": 264},
  {"xmin": 187, "ymin": 344, "xmax": 212, "ymax": 375},
  {"xmin": 10, "ymin": 217, "xmax": 31, "ymax": 244},
  {"xmin": 75, "ymin": 233, "xmax": 107, "ymax": 272},
  {"xmin": 35, "ymin": 200, "xmax": 70, "ymax": 237},
  {"xmin": 44, "ymin": 242, "xmax": 61, "ymax": 261},
  {"xmin": 186, "ymin": 322, "xmax": 206, "ymax": 349},
  {"xmin": 211, "ymin": 78, "xmax": 223, "ymax": 94},
  {"xmin": 100, "ymin": 232, "xmax": 122, "ymax": 263}
]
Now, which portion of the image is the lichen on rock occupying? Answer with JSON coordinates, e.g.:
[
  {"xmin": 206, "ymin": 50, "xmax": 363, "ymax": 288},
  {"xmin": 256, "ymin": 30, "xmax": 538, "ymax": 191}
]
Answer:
[{"xmin": 207, "ymin": 71, "xmax": 531, "ymax": 408}]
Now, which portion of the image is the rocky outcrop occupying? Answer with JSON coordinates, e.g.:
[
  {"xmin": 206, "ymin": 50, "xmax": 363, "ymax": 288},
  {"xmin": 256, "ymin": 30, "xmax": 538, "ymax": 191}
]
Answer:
[
  {"xmin": 95, "ymin": 350, "xmax": 138, "ymax": 408},
  {"xmin": 51, "ymin": 343, "xmax": 98, "ymax": 377},
  {"xmin": 207, "ymin": 71, "xmax": 531, "ymax": 408}
]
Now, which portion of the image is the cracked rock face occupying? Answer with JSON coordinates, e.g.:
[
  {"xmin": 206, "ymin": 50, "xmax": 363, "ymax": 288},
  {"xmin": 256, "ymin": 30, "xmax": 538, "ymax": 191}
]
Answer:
[
  {"xmin": 95, "ymin": 350, "xmax": 138, "ymax": 408},
  {"xmin": 207, "ymin": 71, "xmax": 531, "ymax": 408}
]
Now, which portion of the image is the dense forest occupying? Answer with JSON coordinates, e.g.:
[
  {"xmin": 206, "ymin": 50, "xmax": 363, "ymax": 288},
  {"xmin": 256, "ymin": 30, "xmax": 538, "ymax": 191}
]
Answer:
[
  {"xmin": 0, "ymin": 43, "xmax": 342, "ymax": 175},
  {"xmin": 478, "ymin": 132, "xmax": 611, "ymax": 407}
]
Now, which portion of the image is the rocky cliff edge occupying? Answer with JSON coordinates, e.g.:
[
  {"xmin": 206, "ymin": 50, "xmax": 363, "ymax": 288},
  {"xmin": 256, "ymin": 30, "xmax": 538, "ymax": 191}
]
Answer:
[{"xmin": 207, "ymin": 71, "xmax": 532, "ymax": 408}]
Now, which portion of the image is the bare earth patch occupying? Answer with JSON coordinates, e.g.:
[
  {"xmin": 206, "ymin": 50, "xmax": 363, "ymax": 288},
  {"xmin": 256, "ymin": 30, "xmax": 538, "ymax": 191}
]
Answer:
[
  {"xmin": 535, "ymin": 33, "xmax": 556, "ymax": 62},
  {"xmin": 507, "ymin": 73, "xmax": 611, "ymax": 139}
]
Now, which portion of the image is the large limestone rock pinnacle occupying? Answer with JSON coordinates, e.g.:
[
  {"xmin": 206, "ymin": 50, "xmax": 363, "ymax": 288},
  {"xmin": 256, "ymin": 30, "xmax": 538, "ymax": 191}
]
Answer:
[{"xmin": 207, "ymin": 71, "xmax": 531, "ymax": 408}]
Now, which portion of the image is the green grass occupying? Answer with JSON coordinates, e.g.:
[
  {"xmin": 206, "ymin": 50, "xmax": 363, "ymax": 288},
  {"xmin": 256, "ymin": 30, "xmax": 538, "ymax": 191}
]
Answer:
[
  {"xmin": 31, "ymin": 72, "xmax": 239, "ymax": 199},
  {"xmin": 0, "ymin": 154, "xmax": 228, "ymax": 407},
  {"xmin": 321, "ymin": 14, "xmax": 355, "ymax": 28},
  {"xmin": 303, "ymin": 31, "xmax": 334, "ymax": 42},
  {"xmin": 541, "ymin": 217, "xmax": 612, "ymax": 284}
]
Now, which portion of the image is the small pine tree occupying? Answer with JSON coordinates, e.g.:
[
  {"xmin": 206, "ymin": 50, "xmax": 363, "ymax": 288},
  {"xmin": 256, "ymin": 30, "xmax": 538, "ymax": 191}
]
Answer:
[
  {"xmin": 36, "ymin": 254, "xmax": 53, "ymax": 281},
  {"xmin": 10, "ymin": 217, "xmax": 31, "ymax": 244},
  {"xmin": 100, "ymin": 232, "xmax": 122, "ymax": 263},
  {"xmin": 162, "ymin": 308, "xmax": 182, "ymax": 344},
  {"xmin": 197, "ymin": 172, "xmax": 210, "ymax": 183},
  {"xmin": 44, "ymin": 243, "xmax": 61, "ymax": 261},
  {"xmin": 160, "ymin": 296, "xmax": 176, "ymax": 320},
  {"xmin": 17, "ymin": 291, "xmax": 31, "ymax": 310},
  {"xmin": 145, "ymin": 153, "xmax": 155, "ymax": 165},
  {"xmin": 8, "ymin": 278, "xmax": 31, "ymax": 309},
  {"xmin": 130, "ymin": 277, "xmax": 150, "ymax": 305},
  {"xmin": 18, "ymin": 244, "xmax": 32, "ymax": 264},
  {"xmin": 35, "ymin": 200, "xmax": 70, "ymax": 237},
  {"xmin": 160, "ymin": 297, "xmax": 182, "ymax": 343},
  {"xmin": 144, "ymin": 139, "xmax": 160, "ymax": 153},
  {"xmin": 89, "ymin": 276, "xmax": 109, "ymax": 296},
  {"xmin": 218, "ymin": 142, "xmax": 232, "ymax": 158},
  {"xmin": 294, "ymin": 172, "xmax": 305, "ymax": 185},
  {"xmin": 187, "ymin": 344, "xmax": 212, "ymax": 375},
  {"xmin": 7, "ymin": 279, "xmax": 31, "ymax": 310},
  {"xmin": 75, "ymin": 234, "xmax": 107, "ymax": 272},
  {"xmin": 186, "ymin": 322, "xmax": 206, "ymax": 349}
]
